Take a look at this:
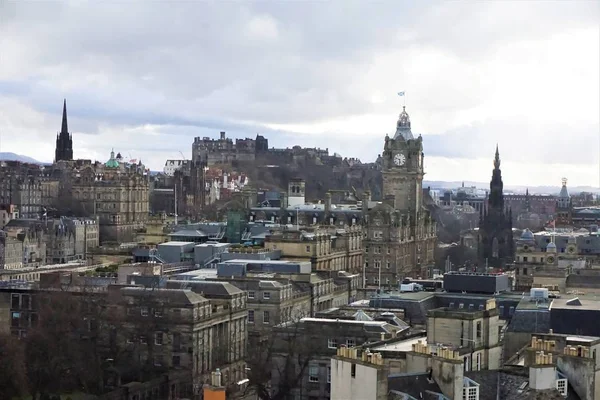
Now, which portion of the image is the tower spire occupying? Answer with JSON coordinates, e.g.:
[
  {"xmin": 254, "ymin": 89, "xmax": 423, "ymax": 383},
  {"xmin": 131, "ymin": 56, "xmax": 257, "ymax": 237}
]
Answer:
[
  {"xmin": 61, "ymin": 99, "xmax": 68, "ymax": 134},
  {"xmin": 55, "ymin": 99, "xmax": 74, "ymax": 162},
  {"xmin": 494, "ymin": 144, "xmax": 500, "ymax": 169}
]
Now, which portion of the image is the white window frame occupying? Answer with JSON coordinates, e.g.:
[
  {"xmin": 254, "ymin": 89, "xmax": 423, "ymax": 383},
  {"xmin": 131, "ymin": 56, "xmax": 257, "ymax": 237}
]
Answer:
[
  {"xmin": 263, "ymin": 292, "xmax": 271, "ymax": 300},
  {"xmin": 328, "ymin": 338, "xmax": 338, "ymax": 349},
  {"xmin": 309, "ymin": 364, "xmax": 319, "ymax": 382},
  {"xmin": 248, "ymin": 291, "xmax": 255, "ymax": 299},
  {"xmin": 263, "ymin": 310, "xmax": 270, "ymax": 324},
  {"xmin": 248, "ymin": 310, "xmax": 255, "ymax": 323}
]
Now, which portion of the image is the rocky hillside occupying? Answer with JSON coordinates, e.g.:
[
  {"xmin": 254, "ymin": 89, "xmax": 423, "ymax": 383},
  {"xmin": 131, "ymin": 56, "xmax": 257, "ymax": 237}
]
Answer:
[{"xmin": 234, "ymin": 153, "xmax": 383, "ymax": 201}]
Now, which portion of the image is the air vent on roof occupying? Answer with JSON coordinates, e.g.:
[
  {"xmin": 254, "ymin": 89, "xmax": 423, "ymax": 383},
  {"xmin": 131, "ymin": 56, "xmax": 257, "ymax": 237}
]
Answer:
[{"xmin": 566, "ymin": 297, "xmax": 582, "ymax": 306}]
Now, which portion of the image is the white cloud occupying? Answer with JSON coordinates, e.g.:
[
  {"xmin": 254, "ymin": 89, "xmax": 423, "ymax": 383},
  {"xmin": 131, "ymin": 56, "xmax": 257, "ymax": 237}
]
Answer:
[{"xmin": 0, "ymin": 0, "xmax": 598, "ymax": 187}]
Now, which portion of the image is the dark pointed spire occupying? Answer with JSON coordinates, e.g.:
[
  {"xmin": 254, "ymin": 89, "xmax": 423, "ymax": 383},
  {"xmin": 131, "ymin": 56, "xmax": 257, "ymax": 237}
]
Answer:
[
  {"xmin": 494, "ymin": 144, "xmax": 500, "ymax": 169},
  {"xmin": 61, "ymin": 99, "xmax": 68, "ymax": 134},
  {"xmin": 55, "ymin": 99, "xmax": 73, "ymax": 162}
]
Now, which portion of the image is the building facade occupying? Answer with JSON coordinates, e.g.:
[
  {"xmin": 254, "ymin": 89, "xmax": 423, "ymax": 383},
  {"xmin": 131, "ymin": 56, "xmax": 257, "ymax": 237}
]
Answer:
[
  {"xmin": 363, "ymin": 106, "xmax": 437, "ymax": 284},
  {"xmin": 70, "ymin": 150, "xmax": 149, "ymax": 243}
]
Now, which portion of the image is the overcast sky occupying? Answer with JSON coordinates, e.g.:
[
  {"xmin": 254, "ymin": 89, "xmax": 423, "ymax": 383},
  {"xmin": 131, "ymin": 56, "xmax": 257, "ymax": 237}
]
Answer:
[{"xmin": 0, "ymin": 1, "xmax": 598, "ymax": 187}]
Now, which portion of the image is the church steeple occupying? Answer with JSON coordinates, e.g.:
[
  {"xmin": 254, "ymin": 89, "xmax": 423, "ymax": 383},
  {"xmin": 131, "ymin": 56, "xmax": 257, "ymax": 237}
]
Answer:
[
  {"xmin": 494, "ymin": 144, "xmax": 500, "ymax": 169},
  {"xmin": 61, "ymin": 99, "xmax": 69, "ymax": 134},
  {"xmin": 55, "ymin": 99, "xmax": 73, "ymax": 162}
]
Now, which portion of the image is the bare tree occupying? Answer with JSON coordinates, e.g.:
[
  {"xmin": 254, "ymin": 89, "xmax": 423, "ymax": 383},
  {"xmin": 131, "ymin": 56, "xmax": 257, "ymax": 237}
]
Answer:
[
  {"xmin": 0, "ymin": 332, "xmax": 28, "ymax": 399},
  {"xmin": 244, "ymin": 313, "xmax": 318, "ymax": 400},
  {"xmin": 24, "ymin": 290, "xmax": 93, "ymax": 399}
]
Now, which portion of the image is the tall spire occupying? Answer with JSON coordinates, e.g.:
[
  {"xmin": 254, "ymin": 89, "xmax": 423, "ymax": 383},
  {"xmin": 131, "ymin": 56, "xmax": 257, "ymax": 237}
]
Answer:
[
  {"xmin": 55, "ymin": 99, "xmax": 74, "ymax": 162},
  {"xmin": 61, "ymin": 99, "xmax": 68, "ymax": 134},
  {"xmin": 494, "ymin": 144, "xmax": 500, "ymax": 169}
]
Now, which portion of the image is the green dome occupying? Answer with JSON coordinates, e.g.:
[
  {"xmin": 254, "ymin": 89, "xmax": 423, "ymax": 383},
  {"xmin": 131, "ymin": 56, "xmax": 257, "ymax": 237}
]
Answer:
[{"xmin": 105, "ymin": 150, "xmax": 120, "ymax": 168}]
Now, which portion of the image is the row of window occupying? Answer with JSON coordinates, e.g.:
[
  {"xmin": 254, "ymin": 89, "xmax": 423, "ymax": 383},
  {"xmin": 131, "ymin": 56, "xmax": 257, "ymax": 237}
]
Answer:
[
  {"xmin": 127, "ymin": 331, "xmax": 180, "ymax": 348},
  {"xmin": 248, "ymin": 310, "xmax": 270, "ymax": 324},
  {"xmin": 248, "ymin": 291, "xmax": 271, "ymax": 300},
  {"xmin": 328, "ymin": 338, "xmax": 355, "ymax": 349}
]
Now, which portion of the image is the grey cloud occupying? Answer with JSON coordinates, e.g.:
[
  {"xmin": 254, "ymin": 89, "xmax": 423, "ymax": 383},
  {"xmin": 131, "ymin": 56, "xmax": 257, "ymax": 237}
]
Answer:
[{"xmin": 0, "ymin": 1, "xmax": 598, "ymax": 174}]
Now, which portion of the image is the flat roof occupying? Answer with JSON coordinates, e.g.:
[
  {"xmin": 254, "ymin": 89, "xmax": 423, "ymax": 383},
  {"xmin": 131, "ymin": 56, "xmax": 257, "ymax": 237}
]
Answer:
[
  {"xmin": 172, "ymin": 269, "xmax": 218, "ymax": 278},
  {"xmin": 159, "ymin": 241, "xmax": 195, "ymax": 246},
  {"xmin": 300, "ymin": 317, "xmax": 389, "ymax": 327},
  {"xmin": 372, "ymin": 336, "xmax": 428, "ymax": 352},
  {"xmin": 551, "ymin": 297, "xmax": 600, "ymax": 311},
  {"xmin": 222, "ymin": 259, "xmax": 307, "ymax": 265},
  {"xmin": 195, "ymin": 243, "xmax": 229, "ymax": 248}
]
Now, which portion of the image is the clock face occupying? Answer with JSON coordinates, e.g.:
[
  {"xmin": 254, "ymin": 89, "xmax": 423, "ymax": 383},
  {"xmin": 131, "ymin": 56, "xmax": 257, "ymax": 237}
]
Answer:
[{"xmin": 394, "ymin": 153, "xmax": 406, "ymax": 166}]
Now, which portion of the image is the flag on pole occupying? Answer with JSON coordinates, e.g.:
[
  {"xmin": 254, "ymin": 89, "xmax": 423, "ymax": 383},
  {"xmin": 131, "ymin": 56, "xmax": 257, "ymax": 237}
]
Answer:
[{"xmin": 397, "ymin": 91, "xmax": 405, "ymax": 97}]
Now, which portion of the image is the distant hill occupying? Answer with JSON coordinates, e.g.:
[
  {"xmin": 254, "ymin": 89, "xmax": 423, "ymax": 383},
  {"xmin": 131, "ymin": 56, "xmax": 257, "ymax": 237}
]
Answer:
[{"xmin": 0, "ymin": 152, "xmax": 43, "ymax": 164}]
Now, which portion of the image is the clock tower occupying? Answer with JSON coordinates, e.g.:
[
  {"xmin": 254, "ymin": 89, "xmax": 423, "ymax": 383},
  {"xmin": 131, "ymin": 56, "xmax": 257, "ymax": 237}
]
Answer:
[{"xmin": 381, "ymin": 106, "xmax": 424, "ymax": 216}]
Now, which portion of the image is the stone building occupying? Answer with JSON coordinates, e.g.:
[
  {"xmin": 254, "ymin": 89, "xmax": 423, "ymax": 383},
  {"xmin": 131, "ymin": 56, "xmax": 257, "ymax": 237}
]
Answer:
[
  {"xmin": 0, "ymin": 165, "xmax": 42, "ymax": 219},
  {"xmin": 264, "ymin": 226, "xmax": 363, "ymax": 273},
  {"xmin": 192, "ymin": 131, "xmax": 257, "ymax": 166},
  {"xmin": 0, "ymin": 282, "xmax": 248, "ymax": 390},
  {"xmin": 70, "ymin": 150, "xmax": 149, "ymax": 243},
  {"xmin": 426, "ymin": 299, "xmax": 502, "ymax": 372},
  {"xmin": 271, "ymin": 317, "xmax": 407, "ymax": 400},
  {"xmin": 108, "ymin": 283, "xmax": 248, "ymax": 388},
  {"xmin": 478, "ymin": 146, "xmax": 514, "ymax": 268},
  {"xmin": 363, "ymin": 106, "xmax": 437, "ymax": 284},
  {"xmin": 210, "ymin": 277, "xmax": 311, "ymax": 338}
]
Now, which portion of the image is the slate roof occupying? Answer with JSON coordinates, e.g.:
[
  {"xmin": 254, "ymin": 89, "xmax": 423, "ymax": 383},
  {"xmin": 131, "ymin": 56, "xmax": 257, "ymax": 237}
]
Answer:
[
  {"xmin": 506, "ymin": 308, "xmax": 551, "ymax": 333},
  {"xmin": 167, "ymin": 280, "xmax": 243, "ymax": 297},
  {"xmin": 168, "ymin": 229, "xmax": 208, "ymax": 238},
  {"xmin": 120, "ymin": 287, "xmax": 207, "ymax": 305},
  {"xmin": 465, "ymin": 367, "xmax": 580, "ymax": 400},
  {"xmin": 388, "ymin": 373, "xmax": 444, "ymax": 400}
]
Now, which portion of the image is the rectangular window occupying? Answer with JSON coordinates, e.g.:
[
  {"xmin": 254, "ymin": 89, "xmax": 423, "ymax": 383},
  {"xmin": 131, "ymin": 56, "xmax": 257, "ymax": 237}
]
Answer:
[
  {"xmin": 306, "ymin": 245, "xmax": 311, "ymax": 252},
  {"xmin": 173, "ymin": 332, "xmax": 181, "ymax": 351},
  {"xmin": 155, "ymin": 332, "xmax": 164, "ymax": 345},
  {"xmin": 263, "ymin": 292, "xmax": 271, "ymax": 300},
  {"xmin": 263, "ymin": 311, "xmax": 270, "ymax": 324},
  {"xmin": 140, "ymin": 335, "xmax": 148, "ymax": 344},
  {"xmin": 328, "ymin": 338, "xmax": 338, "ymax": 349},
  {"xmin": 523, "ymin": 268, "xmax": 528, "ymax": 276},
  {"xmin": 248, "ymin": 291, "xmax": 255, "ymax": 299},
  {"xmin": 346, "ymin": 339, "xmax": 356, "ymax": 347},
  {"xmin": 351, "ymin": 363, "xmax": 356, "ymax": 378},
  {"xmin": 154, "ymin": 309, "xmax": 163, "ymax": 317},
  {"xmin": 172, "ymin": 355, "xmax": 181, "ymax": 367},
  {"xmin": 309, "ymin": 365, "xmax": 319, "ymax": 382},
  {"xmin": 248, "ymin": 310, "xmax": 255, "ymax": 323},
  {"xmin": 21, "ymin": 295, "xmax": 30, "ymax": 309},
  {"xmin": 11, "ymin": 294, "xmax": 19, "ymax": 309},
  {"xmin": 523, "ymin": 256, "xmax": 528, "ymax": 262},
  {"xmin": 476, "ymin": 321, "xmax": 482, "ymax": 339},
  {"xmin": 141, "ymin": 306, "xmax": 149, "ymax": 316},
  {"xmin": 11, "ymin": 312, "xmax": 20, "ymax": 328}
]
